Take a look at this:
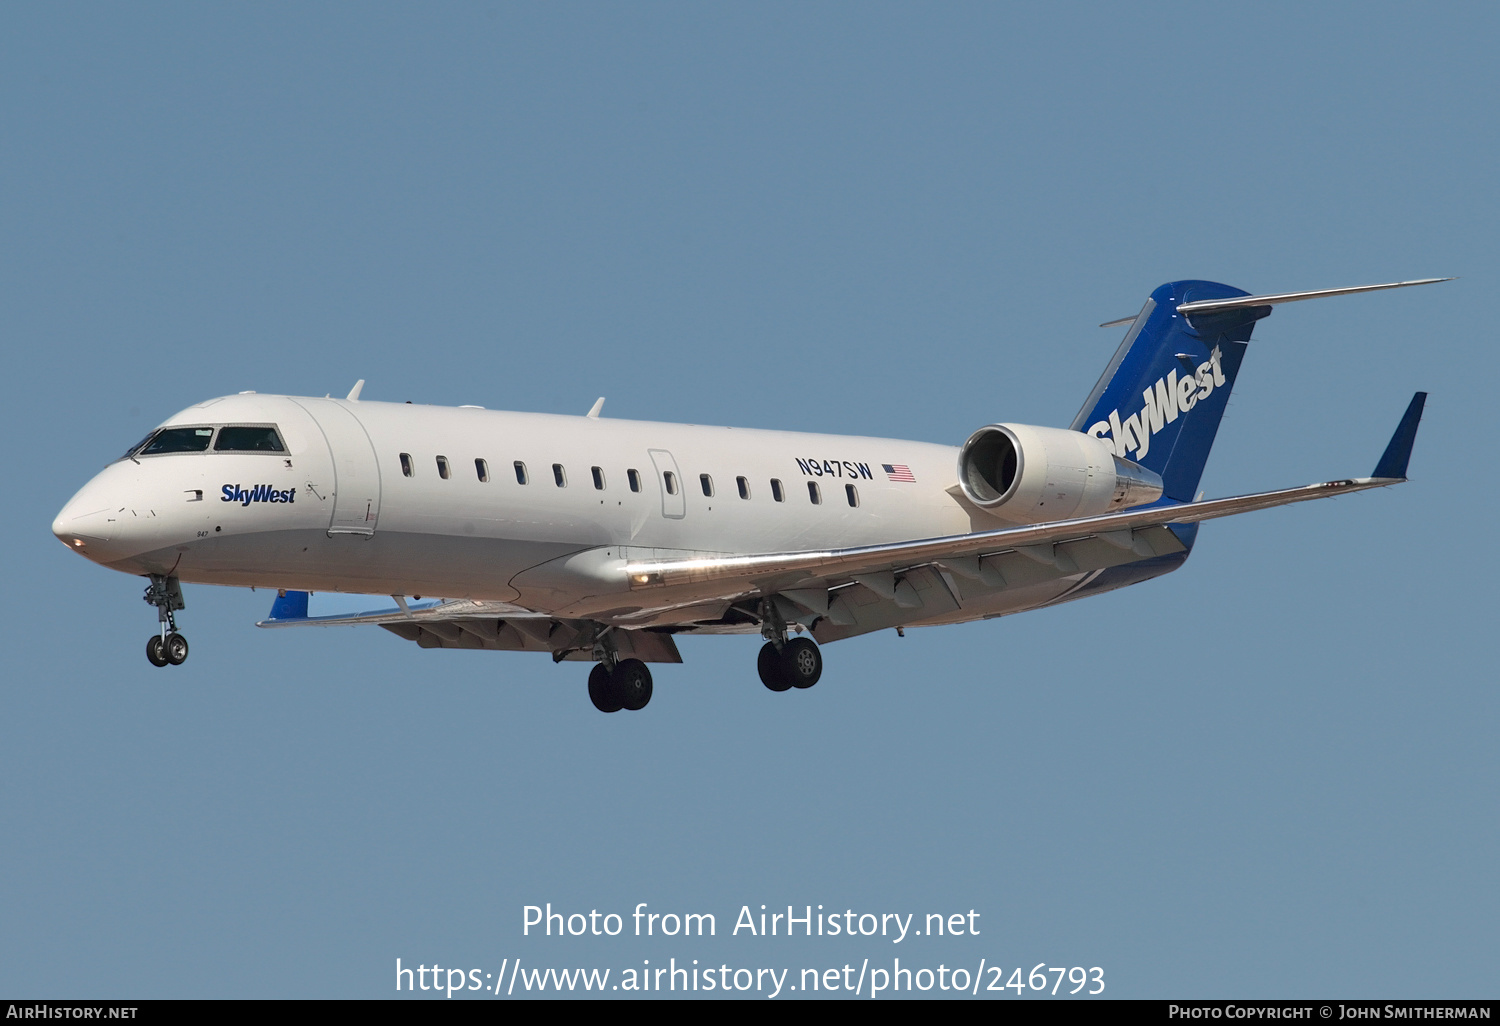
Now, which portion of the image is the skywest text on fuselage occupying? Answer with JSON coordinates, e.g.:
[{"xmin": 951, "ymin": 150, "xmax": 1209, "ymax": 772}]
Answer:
[
  {"xmin": 221, "ymin": 484, "xmax": 297, "ymax": 506},
  {"xmin": 1086, "ymin": 345, "xmax": 1227, "ymax": 461}
]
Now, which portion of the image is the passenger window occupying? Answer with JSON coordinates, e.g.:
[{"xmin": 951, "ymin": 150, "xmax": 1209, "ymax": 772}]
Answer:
[
  {"xmin": 592, "ymin": 466, "xmax": 605, "ymax": 490},
  {"xmin": 664, "ymin": 471, "xmax": 679, "ymax": 495},
  {"xmin": 400, "ymin": 453, "xmax": 414, "ymax": 478},
  {"xmin": 770, "ymin": 479, "xmax": 784, "ymax": 502},
  {"xmin": 214, "ymin": 426, "xmax": 285, "ymax": 452},
  {"xmin": 737, "ymin": 476, "xmax": 750, "ymax": 499},
  {"xmin": 141, "ymin": 427, "xmax": 214, "ymax": 455},
  {"xmin": 845, "ymin": 483, "xmax": 859, "ymax": 507},
  {"xmin": 514, "ymin": 461, "xmax": 529, "ymax": 485},
  {"xmin": 808, "ymin": 481, "xmax": 822, "ymax": 504},
  {"xmin": 700, "ymin": 474, "xmax": 714, "ymax": 497},
  {"xmin": 436, "ymin": 456, "xmax": 451, "ymax": 480},
  {"xmin": 627, "ymin": 469, "xmax": 641, "ymax": 493},
  {"xmin": 553, "ymin": 463, "xmax": 567, "ymax": 487},
  {"xmin": 475, "ymin": 458, "xmax": 489, "ymax": 482}
]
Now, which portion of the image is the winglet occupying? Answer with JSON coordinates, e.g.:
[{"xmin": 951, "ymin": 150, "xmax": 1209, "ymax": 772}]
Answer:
[
  {"xmin": 586, "ymin": 397, "xmax": 605, "ymax": 419},
  {"xmin": 1372, "ymin": 392, "xmax": 1427, "ymax": 480},
  {"xmin": 346, "ymin": 379, "xmax": 365, "ymax": 401},
  {"xmin": 267, "ymin": 590, "xmax": 309, "ymax": 621}
]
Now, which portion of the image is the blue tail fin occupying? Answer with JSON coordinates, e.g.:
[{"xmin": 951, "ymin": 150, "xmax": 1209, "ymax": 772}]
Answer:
[{"xmin": 1071, "ymin": 280, "xmax": 1266, "ymax": 503}]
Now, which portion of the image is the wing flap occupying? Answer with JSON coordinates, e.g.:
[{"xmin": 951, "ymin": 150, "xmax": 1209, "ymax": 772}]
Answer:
[
  {"xmin": 817, "ymin": 565, "xmax": 959, "ymax": 642},
  {"xmin": 377, "ymin": 618, "xmax": 683, "ymax": 662}
]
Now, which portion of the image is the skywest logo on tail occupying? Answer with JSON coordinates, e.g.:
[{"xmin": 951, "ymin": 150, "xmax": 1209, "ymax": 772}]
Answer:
[{"xmin": 1085, "ymin": 346, "xmax": 1227, "ymax": 460}]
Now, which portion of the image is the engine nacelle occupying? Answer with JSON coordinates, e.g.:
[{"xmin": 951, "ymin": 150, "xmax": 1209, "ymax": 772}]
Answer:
[{"xmin": 957, "ymin": 422, "xmax": 1164, "ymax": 522}]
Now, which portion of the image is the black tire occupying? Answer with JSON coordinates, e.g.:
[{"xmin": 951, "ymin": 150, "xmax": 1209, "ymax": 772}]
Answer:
[
  {"xmin": 146, "ymin": 635, "xmax": 169, "ymax": 667},
  {"xmin": 588, "ymin": 663, "xmax": 623, "ymax": 713},
  {"xmin": 781, "ymin": 636, "xmax": 822, "ymax": 689},
  {"xmin": 164, "ymin": 633, "xmax": 189, "ymax": 666},
  {"xmin": 758, "ymin": 642, "xmax": 792, "ymax": 692},
  {"xmin": 615, "ymin": 659, "xmax": 653, "ymax": 711}
]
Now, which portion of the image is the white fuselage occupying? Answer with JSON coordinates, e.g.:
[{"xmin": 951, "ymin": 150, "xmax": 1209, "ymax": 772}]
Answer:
[{"xmin": 56, "ymin": 393, "xmax": 1111, "ymax": 631}]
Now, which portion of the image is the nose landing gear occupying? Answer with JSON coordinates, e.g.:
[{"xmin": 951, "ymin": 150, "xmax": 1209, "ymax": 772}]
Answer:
[{"xmin": 143, "ymin": 574, "xmax": 188, "ymax": 668}]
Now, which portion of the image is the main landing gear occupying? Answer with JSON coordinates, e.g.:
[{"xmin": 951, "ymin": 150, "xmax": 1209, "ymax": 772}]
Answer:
[
  {"xmin": 588, "ymin": 659, "xmax": 653, "ymax": 713},
  {"xmin": 756, "ymin": 598, "xmax": 823, "ymax": 692},
  {"xmin": 143, "ymin": 574, "xmax": 189, "ymax": 668},
  {"xmin": 758, "ymin": 637, "xmax": 822, "ymax": 691},
  {"xmin": 578, "ymin": 603, "xmax": 824, "ymax": 711},
  {"xmin": 580, "ymin": 626, "xmax": 653, "ymax": 713}
]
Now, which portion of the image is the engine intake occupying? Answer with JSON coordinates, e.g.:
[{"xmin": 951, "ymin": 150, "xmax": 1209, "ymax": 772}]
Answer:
[{"xmin": 957, "ymin": 423, "xmax": 1163, "ymax": 522}]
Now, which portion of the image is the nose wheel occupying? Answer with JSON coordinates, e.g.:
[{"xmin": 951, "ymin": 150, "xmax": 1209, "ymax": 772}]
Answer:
[
  {"xmin": 146, "ymin": 633, "xmax": 189, "ymax": 667},
  {"xmin": 142, "ymin": 574, "xmax": 189, "ymax": 668}
]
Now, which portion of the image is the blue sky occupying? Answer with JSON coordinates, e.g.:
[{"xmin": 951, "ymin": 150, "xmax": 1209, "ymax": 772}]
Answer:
[{"xmin": 3, "ymin": 2, "xmax": 1495, "ymax": 998}]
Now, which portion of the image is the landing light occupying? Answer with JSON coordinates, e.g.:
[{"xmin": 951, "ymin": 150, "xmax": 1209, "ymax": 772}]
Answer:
[{"xmin": 71, "ymin": 538, "xmax": 86, "ymax": 549}]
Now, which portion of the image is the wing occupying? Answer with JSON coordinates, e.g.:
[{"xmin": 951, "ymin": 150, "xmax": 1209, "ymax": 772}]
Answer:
[
  {"xmin": 623, "ymin": 392, "xmax": 1426, "ymax": 596},
  {"xmin": 627, "ymin": 478, "xmax": 1387, "ymax": 590}
]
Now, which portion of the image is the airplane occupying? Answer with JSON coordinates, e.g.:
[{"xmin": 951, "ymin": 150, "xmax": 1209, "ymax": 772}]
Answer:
[{"xmin": 52, "ymin": 278, "xmax": 1439, "ymax": 713}]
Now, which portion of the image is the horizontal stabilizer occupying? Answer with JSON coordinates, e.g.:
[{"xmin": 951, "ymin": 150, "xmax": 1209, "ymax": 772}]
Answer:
[
  {"xmin": 1372, "ymin": 392, "xmax": 1427, "ymax": 480},
  {"xmin": 1100, "ymin": 278, "xmax": 1452, "ymax": 327},
  {"xmin": 1175, "ymin": 278, "xmax": 1452, "ymax": 317}
]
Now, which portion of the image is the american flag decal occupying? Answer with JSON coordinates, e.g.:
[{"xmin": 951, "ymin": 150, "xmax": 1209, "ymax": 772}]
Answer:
[{"xmin": 883, "ymin": 463, "xmax": 916, "ymax": 482}]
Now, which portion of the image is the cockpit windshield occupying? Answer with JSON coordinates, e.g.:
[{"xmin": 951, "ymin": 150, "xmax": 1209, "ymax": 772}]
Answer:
[
  {"xmin": 214, "ymin": 426, "xmax": 285, "ymax": 452},
  {"xmin": 139, "ymin": 427, "xmax": 215, "ymax": 455},
  {"xmin": 121, "ymin": 423, "xmax": 287, "ymax": 459}
]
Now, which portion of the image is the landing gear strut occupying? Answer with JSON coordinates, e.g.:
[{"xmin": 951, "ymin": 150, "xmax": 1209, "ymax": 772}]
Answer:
[
  {"xmin": 143, "ymin": 574, "xmax": 188, "ymax": 668},
  {"xmin": 756, "ymin": 597, "xmax": 822, "ymax": 691}
]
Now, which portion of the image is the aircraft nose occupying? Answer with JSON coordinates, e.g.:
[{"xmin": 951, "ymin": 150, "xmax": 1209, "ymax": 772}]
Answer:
[
  {"xmin": 51, "ymin": 507, "xmax": 76, "ymax": 546},
  {"xmin": 53, "ymin": 501, "xmax": 115, "ymax": 555},
  {"xmin": 52, "ymin": 477, "xmax": 124, "ymax": 562}
]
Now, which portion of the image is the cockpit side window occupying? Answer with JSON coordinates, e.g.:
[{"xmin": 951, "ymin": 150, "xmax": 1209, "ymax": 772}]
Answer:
[
  {"xmin": 121, "ymin": 432, "xmax": 157, "ymax": 460},
  {"xmin": 213, "ymin": 425, "xmax": 286, "ymax": 452},
  {"xmin": 140, "ymin": 427, "xmax": 215, "ymax": 455}
]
